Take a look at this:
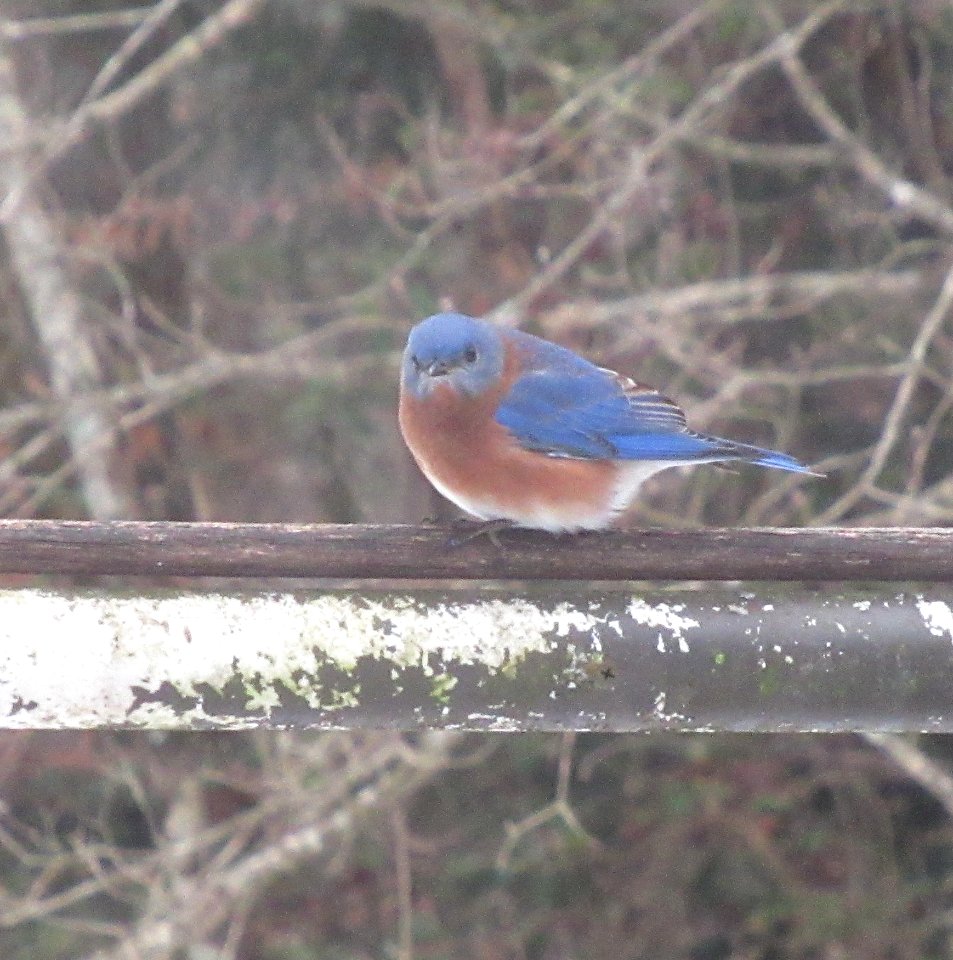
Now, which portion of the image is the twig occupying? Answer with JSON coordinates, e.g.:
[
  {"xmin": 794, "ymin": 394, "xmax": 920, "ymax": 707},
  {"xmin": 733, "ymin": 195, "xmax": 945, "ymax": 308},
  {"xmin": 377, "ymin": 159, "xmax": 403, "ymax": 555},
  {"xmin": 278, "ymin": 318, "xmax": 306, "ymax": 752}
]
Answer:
[
  {"xmin": 80, "ymin": 0, "xmax": 187, "ymax": 106},
  {"xmin": 864, "ymin": 734, "xmax": 953, "ymax": 822},
  {"xmin": 0, "ymin": 56, "xmax": 135, "ymax": 518},
  {"xmin": 776, "ymin": 21, "xmax": 953, "ymax": 237},
  {"xmin": 519, "ymin": 0, "xmax": 728, "ymax": 153},
  {"xmin": 0, "ymin": 9, "xmax": 150, "ymax": 39},
  {"xmin": 575, "ymin": 268, "xmax": 926, "ymax": 326},
  {"xmin": 43, "ymin": 0, "xmax": 267, "ymax": 167},
  {"xmin": 491, "ymin": 0, "xmax": 850, "ymax": 325},
  {"xmin": 816, "ymin": 260, "xmax": 953, "ymax": 523}
]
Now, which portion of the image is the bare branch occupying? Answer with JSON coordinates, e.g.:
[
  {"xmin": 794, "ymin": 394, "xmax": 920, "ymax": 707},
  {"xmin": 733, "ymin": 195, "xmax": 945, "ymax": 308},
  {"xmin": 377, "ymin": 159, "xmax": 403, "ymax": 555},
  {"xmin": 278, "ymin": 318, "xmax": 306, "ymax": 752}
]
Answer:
[
  {"xmin": 42, "ymin": 0, "xmax": 267, "ymax": 164},
  {"xmin": 0, "ymin": 8, "xmax": 151, "ymax": 40},
  {"xmin": 80, "ymin": 0, "xmax": 187, "ymax": 106},
  {"xmin": 0, "ymin": 56, "xmax": 135, "ymax": 518},
  {"xmin": 864, "ymin": 734, "xmax": 953, "ymax": 821},
  {"xmin": 491, "ymin": 0, "xmax": 851, "ymax": 325},
  {"xmin": 817, "ymin": 260, "xmax": 953, "ymax": 523},
  {"xmin": 775, "ymin": 17, "xmax": 953, "ymax": 236},
  {"xmin": 557, "ymin": 268, "xmax": 926, "ymax": 328}
]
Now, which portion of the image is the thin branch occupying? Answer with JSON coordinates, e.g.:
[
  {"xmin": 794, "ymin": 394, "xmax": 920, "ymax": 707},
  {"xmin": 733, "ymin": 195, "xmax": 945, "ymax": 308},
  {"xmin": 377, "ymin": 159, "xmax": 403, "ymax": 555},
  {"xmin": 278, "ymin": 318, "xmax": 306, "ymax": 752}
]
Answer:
[
  {"xmin": 0, "ymin": 55, "xmax": 135, "ymax": 518},
  {"xmin": 572, "ymin": 267, "xmax": 926, "ymax": 327},
  {"xmin": 775, "ymin": 20, "xmax": 953, "ymax": 237},
  {"xmin": 519, "ymin": 0, "xmax": 729, "ymax": 153},
  {"xmin": 816, "ymin": 260, "xmax": 953, "ymax": 523},
  {"xmin": 81, "ymin": 0, "xmax": 187, "ymax": 106},
  {"xmin": 864, "ymin": 735, "xmax": 953, "ymax": 822},
  {"xmin": 0, "ymin": 9, "xmax": 150, "ymax": 40},
  {"xmin": 38, "ymin": 0, "xmax": 267, "ymax": 168},
  {"xmin": 491, "ymin": 0, "xmax": 850, "ymax": 325},
  {"xmin": 680, "ymin": 134, "xmax": 844, "ymax": 168}
]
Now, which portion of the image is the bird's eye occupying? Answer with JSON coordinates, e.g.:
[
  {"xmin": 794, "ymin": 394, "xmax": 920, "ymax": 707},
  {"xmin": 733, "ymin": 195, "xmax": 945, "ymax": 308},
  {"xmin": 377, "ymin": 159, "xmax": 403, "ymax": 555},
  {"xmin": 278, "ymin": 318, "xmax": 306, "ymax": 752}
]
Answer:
[
  {"xmin": 464, "ymin": 346, "xmax": 478, "ymax": 364},
  {"xmin": 411, "ymin": 355, "xmax": 422, "ymax": 372}
]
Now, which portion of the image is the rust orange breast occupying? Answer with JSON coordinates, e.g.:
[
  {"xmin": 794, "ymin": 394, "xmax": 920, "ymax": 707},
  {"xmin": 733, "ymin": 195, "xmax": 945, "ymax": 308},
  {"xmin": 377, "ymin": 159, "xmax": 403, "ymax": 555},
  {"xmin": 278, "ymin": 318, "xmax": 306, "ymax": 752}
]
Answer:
[{"xmin": 399, "ymin": 369, "xmax": 618, "ymax": 525}]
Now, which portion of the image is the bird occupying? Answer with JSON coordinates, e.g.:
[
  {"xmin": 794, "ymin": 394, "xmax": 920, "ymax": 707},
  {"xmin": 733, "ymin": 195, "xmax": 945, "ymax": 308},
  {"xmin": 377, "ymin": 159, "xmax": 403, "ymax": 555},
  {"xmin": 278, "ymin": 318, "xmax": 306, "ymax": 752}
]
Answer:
[{"xmin": 398, "ymin": 311, "xmax": 818, "ymax": 533}]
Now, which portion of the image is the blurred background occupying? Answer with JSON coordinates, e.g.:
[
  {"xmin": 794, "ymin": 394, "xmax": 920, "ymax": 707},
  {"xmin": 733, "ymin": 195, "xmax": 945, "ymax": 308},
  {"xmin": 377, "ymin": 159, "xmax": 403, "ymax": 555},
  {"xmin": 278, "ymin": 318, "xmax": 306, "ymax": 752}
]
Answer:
[{"xmin": 2, "ymin": 0, "xmax": 953, "ymax": 957}]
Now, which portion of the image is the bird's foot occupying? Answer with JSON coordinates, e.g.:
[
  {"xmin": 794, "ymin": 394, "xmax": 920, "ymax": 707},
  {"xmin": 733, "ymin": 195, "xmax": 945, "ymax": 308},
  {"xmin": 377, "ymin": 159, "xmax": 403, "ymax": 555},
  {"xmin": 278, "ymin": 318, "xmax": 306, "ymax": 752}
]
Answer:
[{"xmin": 446, "ymin": 517, "xmax": 514, "ymax": 549}]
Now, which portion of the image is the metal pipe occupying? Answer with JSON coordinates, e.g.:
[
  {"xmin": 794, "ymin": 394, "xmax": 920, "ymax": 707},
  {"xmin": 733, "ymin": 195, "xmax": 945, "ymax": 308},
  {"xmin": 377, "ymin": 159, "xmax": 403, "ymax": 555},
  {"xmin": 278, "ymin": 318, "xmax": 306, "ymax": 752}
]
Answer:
[{"xmin": 3, "ymin": 586, "xmax": 951, "ymax": 731}]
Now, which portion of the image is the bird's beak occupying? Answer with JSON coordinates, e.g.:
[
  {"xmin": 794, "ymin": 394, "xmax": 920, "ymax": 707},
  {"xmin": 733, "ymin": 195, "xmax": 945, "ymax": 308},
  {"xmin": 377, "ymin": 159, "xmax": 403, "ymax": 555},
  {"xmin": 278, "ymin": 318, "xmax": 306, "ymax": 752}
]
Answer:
[{"xmin": 425, "ymin": 360, "xmax": 452, "ymax": 377}]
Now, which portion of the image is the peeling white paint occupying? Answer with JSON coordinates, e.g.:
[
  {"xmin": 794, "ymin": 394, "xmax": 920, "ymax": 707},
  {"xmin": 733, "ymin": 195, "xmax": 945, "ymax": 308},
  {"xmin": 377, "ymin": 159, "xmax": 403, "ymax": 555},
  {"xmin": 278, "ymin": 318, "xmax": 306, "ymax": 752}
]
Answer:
[
  {"xmin": 628, "ymin": 598, "xmax": 699, "ymax": 653},
  {"xmin": 917, "ymin": 599, "xmax": 953, "ymax": 643},
  {"xmin": 5, "ymin": 586, "xmax": 950, "ymax": 732},
  {"xmin": 342, "ymin": 594, "xmax": 604, "ymax": 670},
  {"xmin": 0, "ymin": 589, "xmax": 614, "ymax": 728},
  {"xmin": 653, "ymin": 689, "xmax": 688, "ymax": 723}
]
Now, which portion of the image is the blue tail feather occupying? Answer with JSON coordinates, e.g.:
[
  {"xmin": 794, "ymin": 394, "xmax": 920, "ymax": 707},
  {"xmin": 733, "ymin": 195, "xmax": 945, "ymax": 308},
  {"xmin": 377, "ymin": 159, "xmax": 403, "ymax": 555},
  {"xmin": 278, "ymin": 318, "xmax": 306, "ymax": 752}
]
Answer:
[
  {"xmin": 610, "ymin": 432, "xmax": 733, "ymax": 459},
  {"xmin": 715, "ymin": 439, "xmax": 821, "ymax": 475},
  {"xmin": 610, "ymin": 432, "xmax": 820, "ymax": 475}
]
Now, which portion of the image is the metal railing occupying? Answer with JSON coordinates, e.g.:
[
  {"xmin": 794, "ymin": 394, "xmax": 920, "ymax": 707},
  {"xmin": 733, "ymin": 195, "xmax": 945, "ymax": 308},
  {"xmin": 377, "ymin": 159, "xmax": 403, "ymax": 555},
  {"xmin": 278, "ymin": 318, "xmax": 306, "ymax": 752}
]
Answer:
[{"xmin": 1, "ymin": 521, "xmax": 950, "ymax": 732}]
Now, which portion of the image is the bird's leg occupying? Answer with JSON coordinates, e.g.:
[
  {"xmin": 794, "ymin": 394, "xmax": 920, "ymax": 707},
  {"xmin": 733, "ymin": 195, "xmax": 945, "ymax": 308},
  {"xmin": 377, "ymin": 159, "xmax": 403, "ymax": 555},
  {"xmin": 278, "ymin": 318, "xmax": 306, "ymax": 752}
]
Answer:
[{"xmin": 446, "ymin": 517, "xmax": 513, "ymax": 548}]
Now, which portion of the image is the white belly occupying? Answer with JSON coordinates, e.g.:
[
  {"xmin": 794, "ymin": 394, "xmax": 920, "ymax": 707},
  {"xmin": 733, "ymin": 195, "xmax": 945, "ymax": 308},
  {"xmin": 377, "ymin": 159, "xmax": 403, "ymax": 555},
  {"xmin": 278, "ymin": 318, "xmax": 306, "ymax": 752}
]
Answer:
[{"xmin": 421, "ymin": 458, "xmax": 681, "ymax": 532}]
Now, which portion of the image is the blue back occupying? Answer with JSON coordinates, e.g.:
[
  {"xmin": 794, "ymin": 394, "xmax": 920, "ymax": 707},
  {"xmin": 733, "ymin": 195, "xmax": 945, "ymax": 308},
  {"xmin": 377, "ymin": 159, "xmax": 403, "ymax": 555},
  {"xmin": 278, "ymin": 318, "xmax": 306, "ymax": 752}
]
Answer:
[{"xmin": 495, "ymin": 328, "xmax": 811, "ymax": 471}]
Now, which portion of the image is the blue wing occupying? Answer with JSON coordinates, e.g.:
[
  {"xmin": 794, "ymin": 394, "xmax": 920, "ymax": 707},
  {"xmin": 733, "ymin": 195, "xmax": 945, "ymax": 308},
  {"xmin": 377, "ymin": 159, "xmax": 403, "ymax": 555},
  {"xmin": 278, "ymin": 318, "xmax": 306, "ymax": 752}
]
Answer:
[{"xmin": 495, "ymin": 333, "xmax": 813, "ymax": 473}]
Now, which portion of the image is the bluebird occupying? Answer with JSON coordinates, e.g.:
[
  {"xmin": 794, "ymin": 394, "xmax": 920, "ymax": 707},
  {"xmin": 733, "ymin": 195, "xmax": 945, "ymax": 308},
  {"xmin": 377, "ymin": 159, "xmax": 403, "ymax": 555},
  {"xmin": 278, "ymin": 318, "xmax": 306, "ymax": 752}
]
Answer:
[{"xmin": 399, "ymin": 312, "xmax": 817, "ymax": 532}]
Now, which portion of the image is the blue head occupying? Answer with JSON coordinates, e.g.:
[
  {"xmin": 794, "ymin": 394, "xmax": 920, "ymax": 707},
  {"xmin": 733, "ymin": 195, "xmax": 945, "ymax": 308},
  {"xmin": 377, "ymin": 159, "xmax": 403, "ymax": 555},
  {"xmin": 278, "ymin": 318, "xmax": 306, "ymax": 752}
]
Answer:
[{"xmin": 401, "ymin": 312, "xmax": 505, "ymax": 399}]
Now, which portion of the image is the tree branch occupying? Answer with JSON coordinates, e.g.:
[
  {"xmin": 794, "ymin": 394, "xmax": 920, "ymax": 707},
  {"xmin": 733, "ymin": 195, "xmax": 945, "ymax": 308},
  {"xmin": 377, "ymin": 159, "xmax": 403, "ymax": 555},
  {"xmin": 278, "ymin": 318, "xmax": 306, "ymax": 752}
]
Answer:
[{"xmin": 0, "ymin": 56, "xmax": 135, "ymax": 518}]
